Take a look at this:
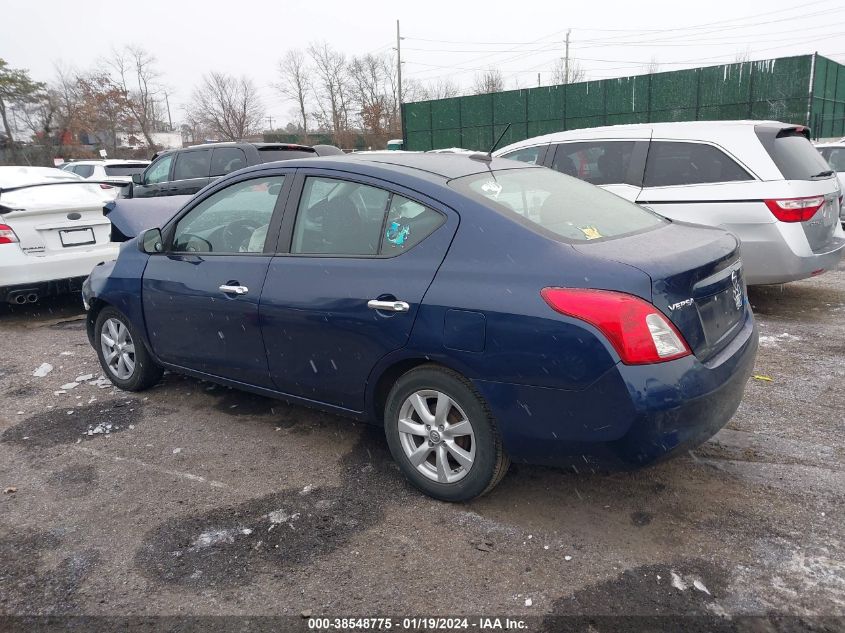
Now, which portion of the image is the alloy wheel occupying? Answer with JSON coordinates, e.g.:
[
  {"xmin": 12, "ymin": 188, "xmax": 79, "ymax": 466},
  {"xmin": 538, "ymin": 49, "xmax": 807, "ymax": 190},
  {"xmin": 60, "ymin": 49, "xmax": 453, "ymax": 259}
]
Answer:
[
  {"xmin": 397, "ymin": 389, "xmax": 476, "ymax": 484},
  {"xmin": 100, "ymin": 317, "xmax": 136, "ymax": 380}
]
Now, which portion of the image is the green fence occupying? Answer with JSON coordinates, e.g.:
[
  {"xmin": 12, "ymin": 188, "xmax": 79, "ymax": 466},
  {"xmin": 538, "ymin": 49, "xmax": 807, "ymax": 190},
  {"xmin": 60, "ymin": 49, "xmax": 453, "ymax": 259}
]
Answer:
[{"xmin": 403, "ymin": 54, "xmax": 845, "ymax": 151}]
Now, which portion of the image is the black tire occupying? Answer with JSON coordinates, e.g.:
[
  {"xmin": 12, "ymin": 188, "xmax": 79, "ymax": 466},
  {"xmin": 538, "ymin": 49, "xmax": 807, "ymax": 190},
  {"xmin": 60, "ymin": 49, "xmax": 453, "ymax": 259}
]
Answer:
[
  {"xmin": 384, "ymin": 364, "xmax": 509, "ymax": 502},
  {"xmin": 94, "ymin": 306, "xmax": 163, "ymax": 392}
]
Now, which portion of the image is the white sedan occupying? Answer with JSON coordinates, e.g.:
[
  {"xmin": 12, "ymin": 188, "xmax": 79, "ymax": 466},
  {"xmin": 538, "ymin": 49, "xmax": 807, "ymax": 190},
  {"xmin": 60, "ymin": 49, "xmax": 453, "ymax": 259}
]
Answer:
[
  {"xmin": 0, "ymin": 166, "xmax": 119, "ymax": 304},
  {"xmin": 60, "ymin": 159, "xmax": 150, "ymax": 200}
]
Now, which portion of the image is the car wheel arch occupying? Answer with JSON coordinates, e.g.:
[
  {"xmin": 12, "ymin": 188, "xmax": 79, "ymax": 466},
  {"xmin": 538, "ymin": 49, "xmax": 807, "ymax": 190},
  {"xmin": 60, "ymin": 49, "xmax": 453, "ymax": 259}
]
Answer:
[{"xmin": 368, "ymin": 357, "xmax": 476, "ymax": 424}]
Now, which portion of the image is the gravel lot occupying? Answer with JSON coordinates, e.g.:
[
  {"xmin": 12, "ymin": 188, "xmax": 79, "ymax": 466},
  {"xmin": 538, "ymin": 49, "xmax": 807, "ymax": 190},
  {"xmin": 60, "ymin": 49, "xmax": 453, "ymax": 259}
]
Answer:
[{"xmin": 1, "ymin": 263, "xmax": 843, "ymax": 630}]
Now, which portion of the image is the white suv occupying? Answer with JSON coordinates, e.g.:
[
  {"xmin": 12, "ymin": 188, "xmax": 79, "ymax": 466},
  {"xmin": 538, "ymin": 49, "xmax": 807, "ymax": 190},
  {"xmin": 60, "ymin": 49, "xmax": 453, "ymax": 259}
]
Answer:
[
  {"xmin": 60, "ymin": 159, "xmax": 150, "ymax": 200},
  {"xmin": 0, "ymin": 167, "xmax": 119, "ymax": 304},
  {"xmin": 496, "ymin": 121, "xmax": 845, "ymax": 285}
]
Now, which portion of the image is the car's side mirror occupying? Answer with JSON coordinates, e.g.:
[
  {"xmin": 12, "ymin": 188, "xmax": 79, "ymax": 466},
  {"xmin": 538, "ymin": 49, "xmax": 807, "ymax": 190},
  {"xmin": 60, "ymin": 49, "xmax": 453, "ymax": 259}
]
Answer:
[
  {"xmin": 132, "ymin": 173, "xmax": 144, "ymax": 185},
  {"xmin": 140, "ymin": 228, "xmax": 163, "ymax": 254}
]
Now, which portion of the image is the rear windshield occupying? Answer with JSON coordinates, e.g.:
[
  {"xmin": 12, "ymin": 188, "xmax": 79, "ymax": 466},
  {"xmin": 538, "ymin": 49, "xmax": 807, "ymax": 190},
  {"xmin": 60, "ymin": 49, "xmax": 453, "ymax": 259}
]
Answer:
[
  {"xmin": 449, "ymin": 168, "xmax": 665, "ymax": 242},
  {"xmin": 755, "ymin": 126, "xmax": 833, "ymax": 180},
  {"xmin": 258, "ymin": 148, "xmax": 316, "ymax": 163},
  {"xmin": 104, "ymin": 164, "xmax": 147, "ymax": 177}
]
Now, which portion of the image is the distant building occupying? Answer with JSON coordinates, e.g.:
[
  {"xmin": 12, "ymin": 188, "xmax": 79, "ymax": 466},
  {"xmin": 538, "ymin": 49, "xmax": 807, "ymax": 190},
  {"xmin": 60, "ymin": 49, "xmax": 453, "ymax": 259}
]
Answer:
[{"xmin": 115, "ymin": 131, "xmax": 183, "ymax": 151}]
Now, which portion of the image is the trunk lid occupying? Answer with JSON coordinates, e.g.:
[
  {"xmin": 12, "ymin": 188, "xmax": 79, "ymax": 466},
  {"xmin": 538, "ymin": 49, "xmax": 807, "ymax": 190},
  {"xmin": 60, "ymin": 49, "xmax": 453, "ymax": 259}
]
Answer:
[
  {"xmin": 574, "ymin": 221, "xmax": 745, "ymax": 361},
  {"xmin": 0, "ymin": 183, "xmax": 112, "ymax": 256}
]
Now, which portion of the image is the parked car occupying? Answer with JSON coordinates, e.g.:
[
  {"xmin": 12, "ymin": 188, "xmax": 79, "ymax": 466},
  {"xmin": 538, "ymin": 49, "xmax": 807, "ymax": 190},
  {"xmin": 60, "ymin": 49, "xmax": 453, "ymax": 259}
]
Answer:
[
  {"xmin": 495, "ymin": 121, "xmax": 845, "ymax": 285},
  {"xmin": 815, "ymin": 142, "xmax": 845, "ymax": 226},
  {"xmin": 83, "ymin": 153, "xmax": 757, "ymax": 501},
  {"xmin": 60, "ymin": 159, "xmax": 150, "ymax": 200},
  {"xmin": 0, "ymin": 166, "xmax": 118, "ymax": 304},
  {"xmin": 128, "ymin": 142, "xmax": 343, "ymax": 198}
]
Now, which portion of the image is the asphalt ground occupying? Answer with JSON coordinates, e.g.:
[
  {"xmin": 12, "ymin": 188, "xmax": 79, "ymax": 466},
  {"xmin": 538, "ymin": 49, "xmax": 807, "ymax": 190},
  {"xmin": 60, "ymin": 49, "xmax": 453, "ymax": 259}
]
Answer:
[{"xmin": 1, "ymin": 262, "xmax": 843, "ymax": 632}]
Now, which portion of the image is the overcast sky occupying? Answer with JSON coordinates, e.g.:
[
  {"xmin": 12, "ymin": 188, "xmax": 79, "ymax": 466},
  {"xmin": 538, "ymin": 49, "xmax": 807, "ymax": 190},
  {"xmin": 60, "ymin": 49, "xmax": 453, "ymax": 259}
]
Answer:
[{"xmin": 4, "ymin": 0, "xmax": 845, "ymax": 130}]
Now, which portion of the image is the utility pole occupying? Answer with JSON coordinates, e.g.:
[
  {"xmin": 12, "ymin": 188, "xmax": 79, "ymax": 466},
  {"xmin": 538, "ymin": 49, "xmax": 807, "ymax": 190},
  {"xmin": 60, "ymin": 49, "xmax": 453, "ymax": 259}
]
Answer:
[
  {"xmin": 164, "ymin": 92, "xmax": 173, "ymax": 131},
  {"xmin": 266, "ymin": 116, "xmax": 274, "ymax": 131},
  {"xmin": 396, "ymin": 19, "xmax": 403, "ymax": 105},
  {"xmin": 564, "ymin": 29, "xmax": 571, "ymax": 84},
  {"xmin": 537, "ymin": 73, "xmax": 541, "ymax": 87}
]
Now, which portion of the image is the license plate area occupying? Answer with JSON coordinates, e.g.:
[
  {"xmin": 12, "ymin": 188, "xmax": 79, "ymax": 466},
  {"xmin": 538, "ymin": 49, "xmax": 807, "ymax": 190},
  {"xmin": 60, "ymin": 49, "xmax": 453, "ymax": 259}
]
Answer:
[
  {"xmin": 695, "ymin": 275, "xmax": 744, "ymax": 346},
  {"xmin": 59, "ymin": 228, "xmax": 95, "ymax": 247}
]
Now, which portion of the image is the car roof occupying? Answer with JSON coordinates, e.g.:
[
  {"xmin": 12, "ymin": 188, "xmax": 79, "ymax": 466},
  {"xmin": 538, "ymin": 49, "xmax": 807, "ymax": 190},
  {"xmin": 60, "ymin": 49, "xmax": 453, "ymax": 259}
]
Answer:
[
  {"xmin": 66, "ymin": 159, "xmax": 150, "ymax": 165},
  {"xmin": 245, "ymin": 152, "xmax": 532, "ymax": 180},
  {"xmin": 496, "ymin": 119, "xmax": 796, "ymax": 150}
]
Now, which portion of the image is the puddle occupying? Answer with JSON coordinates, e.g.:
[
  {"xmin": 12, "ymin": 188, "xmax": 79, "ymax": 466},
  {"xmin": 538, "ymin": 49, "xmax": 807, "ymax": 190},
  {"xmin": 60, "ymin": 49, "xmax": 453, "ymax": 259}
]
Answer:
[
  {"xmin": 1, "ymin": 401, "xmax": 145, "ymax": 449},
  {"xmin": 0, "ymin": 530, "xmax": 99, "ymax": 614},
  {"xmin": 135, "ymin": 426, "xmax": 403, "ymax": 588}
]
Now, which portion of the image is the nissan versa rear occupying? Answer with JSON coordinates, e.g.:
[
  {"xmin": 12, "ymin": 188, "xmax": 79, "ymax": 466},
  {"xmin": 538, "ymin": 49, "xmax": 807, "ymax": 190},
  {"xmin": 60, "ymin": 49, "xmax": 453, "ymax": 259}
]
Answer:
[{"xmin": 83, "ymin": 154, "xmax": 758, "ymax": 501}]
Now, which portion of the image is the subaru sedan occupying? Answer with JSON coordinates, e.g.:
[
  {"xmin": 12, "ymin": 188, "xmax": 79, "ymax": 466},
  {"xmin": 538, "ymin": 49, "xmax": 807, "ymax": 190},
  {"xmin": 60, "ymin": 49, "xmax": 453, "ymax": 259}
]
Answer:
[{"xmin": 82, "ymin": 154, "xmax": 758, "ymax": 501}]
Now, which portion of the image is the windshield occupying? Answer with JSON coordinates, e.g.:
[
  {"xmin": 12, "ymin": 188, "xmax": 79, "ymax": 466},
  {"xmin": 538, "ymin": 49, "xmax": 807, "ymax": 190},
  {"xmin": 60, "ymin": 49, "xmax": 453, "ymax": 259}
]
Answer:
[{"xmin": 449, "ymin": 167, "xmax": 664, "ymax": 242}]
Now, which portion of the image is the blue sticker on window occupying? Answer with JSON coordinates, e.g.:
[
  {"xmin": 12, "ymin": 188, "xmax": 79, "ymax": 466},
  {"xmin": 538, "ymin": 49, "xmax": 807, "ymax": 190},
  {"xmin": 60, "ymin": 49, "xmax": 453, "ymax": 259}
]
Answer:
[{"xmin": 386, "ymin": 221, "xmax": 410, "ymax": 247}]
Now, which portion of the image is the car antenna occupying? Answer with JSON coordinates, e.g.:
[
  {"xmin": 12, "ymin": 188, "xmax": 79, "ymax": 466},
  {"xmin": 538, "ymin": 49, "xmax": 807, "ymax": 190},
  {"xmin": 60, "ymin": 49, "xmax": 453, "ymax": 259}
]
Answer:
[{"xmin": 470, "ymin": 123, "xmax": 511, "ymax": 162}]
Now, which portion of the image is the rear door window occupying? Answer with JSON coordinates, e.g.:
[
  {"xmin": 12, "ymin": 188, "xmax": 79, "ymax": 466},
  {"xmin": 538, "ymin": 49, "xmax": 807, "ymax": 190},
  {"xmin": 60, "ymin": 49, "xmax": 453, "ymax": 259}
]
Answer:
[
  {"xmin": 211, "ymin": 148, "xmax": 248, "ymax": 176},
  {"xmin": 755, "ymin": 126, "xmax": 832, "ymax": 181},
  {"xmin": 292, "ymin": 177, "xmax": 389, "ymax": 256},
  {"xmin": 501, "ymin": 145, "xmax": 546, "ymax": 165},
  {"xmin": 73, "ymin": 165, "xmax": 94, "ymax": 178},
  {"xmin": 643, "ymin": 141, "xmax": 752, "ymax": 187},
  {"xmin": 551, "ymin": 141, "xmax": 637, "ymax": 185},
  {"xmin": 381, "ymin": 195, "xmax": 444, "ymax": 253},
  {"xmin": 173, "ymin": 150, "xmax": 211, "ymax": 181}
]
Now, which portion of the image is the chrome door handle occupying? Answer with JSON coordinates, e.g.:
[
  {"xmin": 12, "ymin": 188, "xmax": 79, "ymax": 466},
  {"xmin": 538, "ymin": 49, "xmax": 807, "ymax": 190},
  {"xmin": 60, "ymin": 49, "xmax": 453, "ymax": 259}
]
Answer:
[
  {"xmin": 219, "ymin": 284, "xmax": 249, "ymax": 295},
  {"xmin": 367, "ymin": 299, "xmax": 410, "ymax": 312}
]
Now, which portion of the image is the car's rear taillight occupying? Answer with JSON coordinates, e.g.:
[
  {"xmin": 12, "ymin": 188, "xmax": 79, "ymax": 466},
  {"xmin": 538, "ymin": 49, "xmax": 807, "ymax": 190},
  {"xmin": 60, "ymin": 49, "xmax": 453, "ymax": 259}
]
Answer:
[
  {"xmin": 764, "ymin": 196, "xmax": 825, "ymax": 222},
  {"xmin": 540, "ymin": 288, "xmax": 691, "ymax": 365},
  {"xmin": 99, "ymin": 183, "xmax": 114, "ymax": 190},
  {"xmin": 0, "ymin": 223, "xmax": 19, "ymax": 244}
]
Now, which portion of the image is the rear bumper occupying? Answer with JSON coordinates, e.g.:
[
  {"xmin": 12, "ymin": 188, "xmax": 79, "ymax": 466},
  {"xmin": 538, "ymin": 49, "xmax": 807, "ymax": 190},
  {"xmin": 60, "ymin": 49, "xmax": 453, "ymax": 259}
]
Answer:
[
  {"xmin": 732, "ymin": 222, "xmax": 845, "ymax": 285},
  {"xmin": 473, "ymin": 314, "xmax": 758, "ymax": 470},
  {"xmin": 0, "ymin": 243, "xmax": 119, "ymax": 301}
]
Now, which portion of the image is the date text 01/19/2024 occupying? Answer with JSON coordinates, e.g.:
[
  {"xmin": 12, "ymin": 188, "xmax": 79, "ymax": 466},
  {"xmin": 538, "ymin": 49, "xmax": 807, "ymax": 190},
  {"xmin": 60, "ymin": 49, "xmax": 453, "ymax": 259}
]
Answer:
[{"xmin": 307, "ymin": 617, "xmax": 528, "ymax": 630}]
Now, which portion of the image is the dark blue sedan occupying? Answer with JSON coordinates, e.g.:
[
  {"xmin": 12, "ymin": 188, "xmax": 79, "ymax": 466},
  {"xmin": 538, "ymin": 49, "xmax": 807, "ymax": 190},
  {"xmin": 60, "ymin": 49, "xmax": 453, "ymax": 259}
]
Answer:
[{"xmin": 83, "ymin": 153, "xmax": 758, "ymax": 501}]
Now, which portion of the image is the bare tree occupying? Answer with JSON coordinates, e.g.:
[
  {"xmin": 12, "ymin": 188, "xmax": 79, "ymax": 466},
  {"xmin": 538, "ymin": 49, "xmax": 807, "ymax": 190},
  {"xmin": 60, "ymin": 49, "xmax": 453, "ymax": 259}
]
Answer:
[
  {"xmin": 109, "ymin": 45, "xmax": 162, "ymax": 149},
  {"xmin": 275, "ymin": 49, "xmax": 311, "ymax": 138},
  {"xmin": 188, "ymin": 72, "xmax": 265, "ymax": 141},
  {"xmin": 642, "ymin": 56, "xmax": 661, "ymax": 74},
  {"xmin": 308, "ymin": 42, "xmax": 353, "ymax": 146},
  {"xmin": 348, "ymin": 53, "xmax": 398, "ymax": 147},
  {"xmin": 53, "ymin": 64, "xmax": 84, "ymax": 142},
  {"xmin": 472, "ymin": 69, "xmax": 505, "ymax": 95},
  {"xmin": 551, "ymin": 57, "xmax": 586, "ymax": 84},
  {"xmin": 419, "ymin": 78, "xmax": 460, "ymax": 100}
]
